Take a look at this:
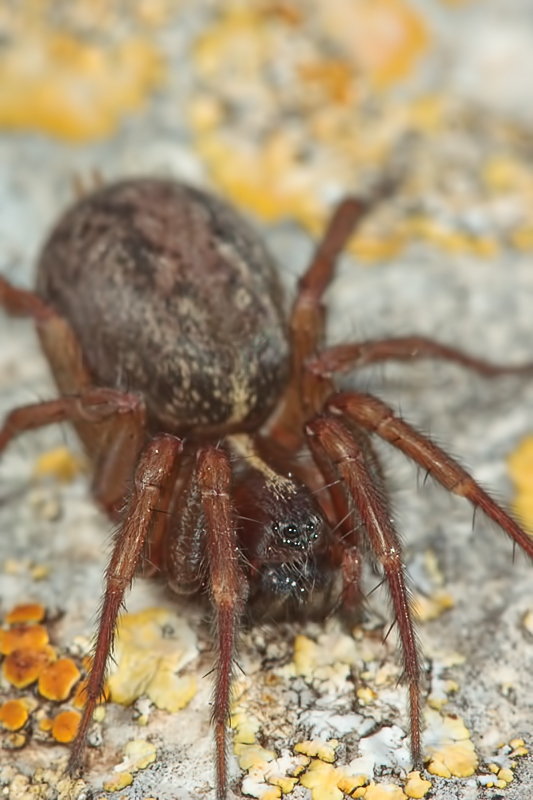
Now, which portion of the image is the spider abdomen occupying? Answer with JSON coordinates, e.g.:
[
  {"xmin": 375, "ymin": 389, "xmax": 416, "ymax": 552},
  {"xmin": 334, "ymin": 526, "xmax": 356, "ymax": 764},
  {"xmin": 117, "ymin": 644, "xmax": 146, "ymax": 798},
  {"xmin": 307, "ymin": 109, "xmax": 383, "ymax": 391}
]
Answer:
[{"xmin": 36, "ymin": 179, "xmax": 290, "ymax": 437}]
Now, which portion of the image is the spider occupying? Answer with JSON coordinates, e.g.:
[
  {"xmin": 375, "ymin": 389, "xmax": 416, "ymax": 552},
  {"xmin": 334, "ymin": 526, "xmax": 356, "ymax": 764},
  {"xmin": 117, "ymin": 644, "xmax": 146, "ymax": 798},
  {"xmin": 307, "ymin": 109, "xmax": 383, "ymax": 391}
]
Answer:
[{"xmin": 1, "ymin": 177, "xmax": 532, "ymax": 799}]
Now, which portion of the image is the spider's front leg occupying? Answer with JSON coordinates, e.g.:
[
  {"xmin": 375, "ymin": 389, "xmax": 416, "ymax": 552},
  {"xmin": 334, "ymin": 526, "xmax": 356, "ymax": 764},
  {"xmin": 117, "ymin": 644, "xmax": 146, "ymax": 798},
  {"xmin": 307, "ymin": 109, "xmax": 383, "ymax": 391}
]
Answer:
[
  {"xmin": 68, "ymin": 434, "xmax": 183, "ymax": 774},
  {"xmin": 165, "ymin": 446, "xmax": 248, "ymax": 800},
  {"xmin": 306, "ymin": 415, "xmax": 422, "ymax": 765}
]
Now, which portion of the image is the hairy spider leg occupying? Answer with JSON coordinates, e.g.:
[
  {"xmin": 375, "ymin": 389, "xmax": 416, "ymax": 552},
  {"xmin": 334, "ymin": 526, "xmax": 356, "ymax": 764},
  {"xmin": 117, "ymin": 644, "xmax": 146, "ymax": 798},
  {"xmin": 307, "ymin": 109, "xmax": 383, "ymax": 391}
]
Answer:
[
  {"xmin": 306, "ymin": 415, "xmax": 422, "ymax": 765},
  {"xmin": 68, "ymin": 434, "xmax": 183, "ymax": 775},
  {"xmin": 166, "ymin": 447, "xmax": 247, "ymax": 800},
  {"xmin": 0, "ymin": 275, "xmax": 53, "ymax": 320},
  {"xmin": 329, "ymin": 391, "xmax": 533, "ymax": 560},
  {"xmin": 0, "ymin": 276, "xmax": 149, "ymax": 519},
  {"xmin": 0, "ymin": 388, "xmax": 147, "ymax": 517},
  {"xmin": 273, "ymin": 197, "xmax": 374, "ymax": 448},
  {"xmin": 307, "ymin": 335, "xmax": 533, "ymax": 378}
]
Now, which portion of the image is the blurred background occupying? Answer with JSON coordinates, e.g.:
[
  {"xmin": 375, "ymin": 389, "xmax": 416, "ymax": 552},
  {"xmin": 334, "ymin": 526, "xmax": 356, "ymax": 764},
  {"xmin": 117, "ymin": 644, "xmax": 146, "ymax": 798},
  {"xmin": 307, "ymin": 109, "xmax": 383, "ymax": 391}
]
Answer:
[{"xmin": 2, "ymin": 1, "xmax": 533, "ymax": 799}]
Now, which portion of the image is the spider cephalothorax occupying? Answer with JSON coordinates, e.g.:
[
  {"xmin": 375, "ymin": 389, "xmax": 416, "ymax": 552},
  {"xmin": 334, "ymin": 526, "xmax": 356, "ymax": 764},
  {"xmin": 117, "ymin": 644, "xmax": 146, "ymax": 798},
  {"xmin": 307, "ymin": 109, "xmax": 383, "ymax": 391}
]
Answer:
[{"xmin": 1, "ymin": 177, "xmax": 532, "ymax": 799}]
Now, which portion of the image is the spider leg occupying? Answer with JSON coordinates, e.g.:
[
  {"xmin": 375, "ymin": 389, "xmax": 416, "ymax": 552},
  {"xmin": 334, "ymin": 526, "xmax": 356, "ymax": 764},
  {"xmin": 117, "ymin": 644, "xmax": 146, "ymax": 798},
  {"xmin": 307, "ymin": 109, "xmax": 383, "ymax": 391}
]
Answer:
[
  {"xmin": 0, "ymin": 388, "xmax": 147, "ymax": 519},
  {"xmin": 328, "ymin": 391, "xmax": 533, "ymax": 559},
  {"xmin": 306, "ymin": 414, "xmax": 422, "ymax": 764},
  {"xmin": 1, "ymin": 275, "xmax": 150, "ymax": 517},
  {"xmin": 68, "ymin": 433, "xmax": 183, "ymax": 775},
  {"xmin": 0, "ymin": 275, "xmax": 52, "ymax": 320},
  {"xmin": 308, "ymin": 335, "xmax": 533, "ymax": 378},
  {"xmin": 273, "ymin": 182, "xmax": 394, "ymax": 448},
  {"xmin": 166, "ymin": 446, "xmax": 247, "ymax": 800}
]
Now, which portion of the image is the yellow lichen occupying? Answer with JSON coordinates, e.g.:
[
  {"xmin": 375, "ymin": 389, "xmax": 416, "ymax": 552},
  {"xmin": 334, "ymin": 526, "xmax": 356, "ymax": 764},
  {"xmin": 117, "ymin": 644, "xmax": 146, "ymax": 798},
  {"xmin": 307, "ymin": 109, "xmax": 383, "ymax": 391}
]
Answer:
[
  {"xmin": 189, "ymin": 0, "xmax": 434, "ymax": 249},
  {"xmin": 316, "ymin": 0, "xmax": 429, "ymax": 90},
  {"xmin": 107, "ymin": 607, "xmax": 198, "ymax": 710},
  {"xmin": 403, "ymin": 771, "xmax": 432, "ymax": 799},
  {"xmin": 412, "ymin": 590, "xmax": 454, "ymax": 622},
  {"xmin": 511, "ymin": 226, "xmax": 533, "ymax": 252},
  {"xmin": 425, "ymin": 710, "xmax": 478, "ymax": 778},
  {"xmin": 234, "ymin": 742, "xmax": 277, "ymax": 771},
  {"xmin": 0, "ymin": 10, "xmax": 164, "ymax": 141},
  {"xmin": 119, "ymin": 739, "xmax": 157, "ymax": 771},
  {"xmin": 299, "ymin": 759, "xmax": 346, "ymax": 800},
  {"xmin": 295, "ymin": 740, "xmax": 338, "ymax": 763},
  {"xmin": 509, "ymin": 738, "xmax": 528, "ymax": 757},
  {"xmin": 33, "ymin": 446, "xmax": 85, "ymax": 483},
  {"xmin": 508, "ymin": 436, "xmax": 533, "ymax": 532},
  {"xmin": 364, "ymin": 784, "xmax": 407, "ymax": 800},
  {"xmin": 498, "ymin": 767, "xmax": 514, "ymax": 785},
  {"xmin": 356, "ymin": 686, "xmax": 377, "ymax": 704},
  {"xmin": 231, "ymin": 707, "xmax": 261, "ymax": 745},
  {"xmin": 103, "ymin": 772, "xmax": 134, "ymax": 792}
]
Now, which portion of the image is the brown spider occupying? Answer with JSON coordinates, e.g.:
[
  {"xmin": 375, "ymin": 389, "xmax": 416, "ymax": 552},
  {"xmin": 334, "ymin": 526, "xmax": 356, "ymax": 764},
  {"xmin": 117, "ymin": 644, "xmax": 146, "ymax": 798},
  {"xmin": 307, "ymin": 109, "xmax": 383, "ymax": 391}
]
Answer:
[{"xmin": 1, "ymin": 177, "xmax": 532, "ymax": 799}]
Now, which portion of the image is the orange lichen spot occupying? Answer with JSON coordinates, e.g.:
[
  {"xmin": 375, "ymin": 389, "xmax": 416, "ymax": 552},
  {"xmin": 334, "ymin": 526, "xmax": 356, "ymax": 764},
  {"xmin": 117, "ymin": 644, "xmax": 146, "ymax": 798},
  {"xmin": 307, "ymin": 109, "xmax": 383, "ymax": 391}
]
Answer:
[
  {"xmin": 317, "ymin": 0, "xmax": 430, "ymax": 89},
  {"xmin": 38, "ymin": 657, "xmax": 81, "ymax": 701},
  {"xmin": 298, "ymin": 58, "xmax": 356, "ymax": 106},
  {"xmin": 33, "ymin": 446, "xmax": 85, "ymax": 483},
  {"xmin": 5, "ymin": 603, "xmax": 46, "ymax": 625},
  {"xmin": 3, "ymin": 645, "xmax": 56, "ymax": 688},
  {"xmin": 260, "ymin": 1, "xmax": 303, "ymax": 26},
  {"xmin": 0, "ymin": 31, "xmax": 164, "ymax": 141},
  {"xmin": 507, "ymin": 435, "xmax": 533, "ymax": 532},
  {"xmin": 0, "ymin": 699, "xmax": 29, "ymax": 731},
  {"xmin": 39, "ymin": 717, "xmax": 54, "ymax": 732},
  {"xmin": 72, "ymin": 676, "xmax": 109, "ymax": 709},
  {"xmin": 51, "ymin": 709, "xmax": 81, "ymax": 743},
  {"xmin": 0, "ymin": 623, "xmax": 49, "ymax": 655}
]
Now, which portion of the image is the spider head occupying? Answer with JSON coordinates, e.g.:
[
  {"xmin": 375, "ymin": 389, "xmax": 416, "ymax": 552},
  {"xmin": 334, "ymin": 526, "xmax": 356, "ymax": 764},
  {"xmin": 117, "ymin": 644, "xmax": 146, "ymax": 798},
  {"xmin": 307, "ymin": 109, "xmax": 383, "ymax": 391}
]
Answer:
[{"xmin": 234, "ymin": 465, "xmax": 335, "ymax": 613}]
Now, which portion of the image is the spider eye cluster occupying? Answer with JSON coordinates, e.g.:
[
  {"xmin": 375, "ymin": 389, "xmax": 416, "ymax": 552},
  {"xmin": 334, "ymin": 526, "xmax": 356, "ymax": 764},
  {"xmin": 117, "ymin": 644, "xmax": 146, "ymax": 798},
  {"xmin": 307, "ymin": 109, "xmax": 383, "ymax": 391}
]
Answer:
[{"xmin": 272, "ymin": 517, "xmax": 320, "ymax": 549}]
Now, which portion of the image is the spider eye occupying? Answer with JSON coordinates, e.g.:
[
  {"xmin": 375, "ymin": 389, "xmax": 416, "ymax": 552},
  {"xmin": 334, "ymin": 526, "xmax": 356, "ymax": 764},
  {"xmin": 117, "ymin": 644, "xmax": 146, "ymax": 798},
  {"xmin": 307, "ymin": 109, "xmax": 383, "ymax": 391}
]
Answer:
[{"xmin": 282, "ymin": 524, "xmax": 299, "ymax": 542}]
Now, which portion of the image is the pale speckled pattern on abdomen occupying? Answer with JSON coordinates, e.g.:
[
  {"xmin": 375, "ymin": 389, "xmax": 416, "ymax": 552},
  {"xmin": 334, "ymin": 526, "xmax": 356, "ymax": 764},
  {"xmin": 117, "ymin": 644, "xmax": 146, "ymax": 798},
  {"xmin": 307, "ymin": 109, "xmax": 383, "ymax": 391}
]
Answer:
[{"xmin": 36, "ymin": 179, "xmax": 290, "ymax": 437}]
